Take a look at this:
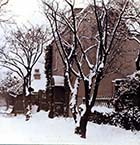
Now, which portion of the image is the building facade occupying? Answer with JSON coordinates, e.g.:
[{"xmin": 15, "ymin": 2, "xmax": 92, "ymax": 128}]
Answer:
[{"xmin": 45, "ymin": 5, "xmax": 140, "ymax": 114}]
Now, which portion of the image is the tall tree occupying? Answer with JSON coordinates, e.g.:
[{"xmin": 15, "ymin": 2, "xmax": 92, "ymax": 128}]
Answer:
[{"xmin": 43, "ymin": 0, "xmax": 130, "ymax": 138}]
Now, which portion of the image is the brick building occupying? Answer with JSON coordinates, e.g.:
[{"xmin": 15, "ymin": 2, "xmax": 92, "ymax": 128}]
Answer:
[{"xmin": 45, "ymin": 5, "xmax": 140, "ymax": 115}]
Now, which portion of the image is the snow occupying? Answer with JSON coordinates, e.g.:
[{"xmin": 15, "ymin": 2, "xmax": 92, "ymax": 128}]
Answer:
[
  {"xmin": 135, "ymin": 50, "xmax": 140, "ymax": 62},
  {"xmin": 0, "ymin": 108, "xmax": 139, "ymax": 144},
  {"xmin": 127, "ymin": 70, "xmax": 140, "ymax": 80},
  {"xmin": 79, "ymin": 105, "xmax": 114, "ymax": 114},
  {"xmin": 91, "ymin": 106, "xmax": 114, "ymax": 113},
  {"xmin": 53, "ymin": 75, "xmax": 64, "ymax": 86},
  {"xmin": 79, "ymin": 103, "xmax": 86, "ymax": 116},
  {"xmin": 70, "ymin": 78, "xmax": 80, "ymax": 109},
  {"xmin": 5, "ymin": 105, "xmax": 13, "ymax": 114},
  {"xmin": 98, "ymin": 62, "xmax": 104, "ymax": 71},
  {"xmin": 31, "ymin": 77, "xmax": 46, "ymax": 92},
  {"xmin": 112, "ymin": 70, "xmax": 140, "ymax": 84},
  {"xmin": 112, "ymin": 78, "xmax": 126, "ymax": 83}
]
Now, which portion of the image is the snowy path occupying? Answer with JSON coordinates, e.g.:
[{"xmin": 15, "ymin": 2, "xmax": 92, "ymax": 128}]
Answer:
[{"xmin": 0, "ymin": 110, "xmax": 139, "ymax": 144}]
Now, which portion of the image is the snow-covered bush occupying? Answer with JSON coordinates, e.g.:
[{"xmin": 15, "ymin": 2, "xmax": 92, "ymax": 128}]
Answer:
[
  {"xmin": 90, "ymin": 106, "xmax": 140, "ymax": 131},
  {"xmin": 0, "ymin": 72, "xmax": 20, "ymax": 92},
  {"xmin": 112, "ymin": 71, "xmax": 140, "ymax": 111},
  {"xmin": 89, "ymin": 71, "xmax": 140, "ymax": 131},
  {"xmin": 112, "ymin": 71, "xmax": 140, "ymax": 130}
]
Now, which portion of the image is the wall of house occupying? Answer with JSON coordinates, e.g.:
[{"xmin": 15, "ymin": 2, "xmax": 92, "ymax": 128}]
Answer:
[
  {"xmin": 50, "ymin": 6, "xmax": 140, "ymax": 102},
  {"xmin": 98, "ymin": 38, "xmax": 139, "ymax": 98}
]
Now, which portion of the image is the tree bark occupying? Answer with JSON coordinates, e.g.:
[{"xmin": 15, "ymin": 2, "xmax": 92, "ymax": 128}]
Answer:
[
  {"xmin": 78, "ymin": 73, "xmax": 102, "ymax": 138},
  {"xmin": 74, "ymin": 80, "xmax": 91, "ymax": 137},
  {"xmin": 90, "ymin": 73, "xmax": 102, "ymax": 109},
  {"xmin": 79, "ymin": 108, "xmax": 90, "ymax": 138},
  {"xmin": 23, "ymin": 76, "xmax": 27, "ymax": 114}
]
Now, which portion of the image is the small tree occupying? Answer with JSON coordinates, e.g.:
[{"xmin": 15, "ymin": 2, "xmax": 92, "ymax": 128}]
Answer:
[{"xmin": 0, "ymin": 25, "xmax": 48, "ymax": 118}]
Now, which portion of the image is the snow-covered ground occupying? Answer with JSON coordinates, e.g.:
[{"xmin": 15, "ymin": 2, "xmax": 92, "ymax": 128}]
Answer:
[
  {"xmin": 0, "ymin": 107, "xmax": 139, "ymax": 144},
  {"xmin": 92, "ymin": 106, "xmax": 115, "ymax": 113}
]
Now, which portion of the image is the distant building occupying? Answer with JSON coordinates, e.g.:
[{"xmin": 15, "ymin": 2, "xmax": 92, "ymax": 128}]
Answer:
[{"xmin": 31, "ymin": 53, "xmax": 46, "ymax": 92}]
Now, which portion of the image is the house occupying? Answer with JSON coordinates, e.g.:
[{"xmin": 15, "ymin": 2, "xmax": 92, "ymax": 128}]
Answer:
[{"xmin": 44, "ymin": 4, "xmax": 140, "ymax": 116}]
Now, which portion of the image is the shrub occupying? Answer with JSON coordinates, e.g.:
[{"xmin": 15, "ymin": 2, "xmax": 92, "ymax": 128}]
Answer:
[{"xmin": 89, "ymin": 71, "xmax": 140, "ymax": 131}]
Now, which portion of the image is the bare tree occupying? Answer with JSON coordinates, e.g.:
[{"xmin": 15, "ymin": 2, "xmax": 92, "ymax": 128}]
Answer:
[
  {"xmin": 0, "ymin": 25, "xmax": 48, "ymax": 118},
  {"xmin": 43, "ymin": 0, "xmax": 130, "ymax": 138}
]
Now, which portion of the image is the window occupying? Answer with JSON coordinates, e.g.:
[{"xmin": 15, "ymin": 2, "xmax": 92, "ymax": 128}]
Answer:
[
  {"xmin": 34, "ymin": 69, "xmax": 41, "ymax": 80},
  {"xmin": 35, "ymin": 69, "xmax": 39, "ymax": 73}
]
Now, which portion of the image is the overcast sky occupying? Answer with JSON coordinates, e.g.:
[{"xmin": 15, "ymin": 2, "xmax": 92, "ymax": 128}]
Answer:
[
  {"xmin": 7, "ymin": 0, "xmax": 140, "ymax": 26},
  {"xmin": 6, "ymin": 0, "xmax": 89, "ymax": 26},
  {"xmin": 7, "ymin": 0, "xmax": 46, "ymax": 26}
]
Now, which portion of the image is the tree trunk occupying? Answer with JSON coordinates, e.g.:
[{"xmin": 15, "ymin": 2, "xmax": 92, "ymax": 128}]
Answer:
[
  {"xmin": 90, "ymin": 72, "xmax": 102, "ymax": 109},
  {"xmin": 84, "ymin": 80, "xmax": 90, "ymax": 108},
  {"xmin": 74, "ymin": 80, "xmax": 91, "ymax": 137},
  {"xmin": 79, "ymin": 108, "xmax": 90, "ymax": 138},
  {"xmin": 64, "ymin": 74, "xmax": 70, "ymax": 117},
  {"xmin": 28, "ymin": 71, "xmax": 32, "ymax": 110},
  {"xmin": 78, "ymin": 80, "xmax": 91, "ymax": 138},
  {"xmin": 23, "ymin": 77, "xmax": 26, "ymax": 114},
  {"xmin": 78, "ymin": 73, "xmax": 102, "ymax": 138}
]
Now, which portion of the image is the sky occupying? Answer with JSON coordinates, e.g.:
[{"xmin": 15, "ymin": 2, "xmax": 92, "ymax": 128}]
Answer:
[
  {"xmin": 7, "ymin": 0, "xmax": 89, "ymax": 26},
  {"xmin": 6, "ymin": 0, "xmax": 140, "ymax": 27},
  {"xmin": 7, "ymin": 0, "xmax": 46, "ymax": 26}
]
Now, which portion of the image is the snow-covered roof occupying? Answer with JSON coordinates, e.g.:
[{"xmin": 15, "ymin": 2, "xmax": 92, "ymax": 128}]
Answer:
[
  {"xmin": 127, "ymin": 70, "xmax": 140, "ymax": 79},
  {"xmin": 53, "ymin": 75, "xmax": 64, "ymax": 86},
  {"xmin": 112, "ymin": 78, "xmax": 126, "ymax": 83},
  {"xmin": 91, "ymin": 106, "xmax": 114, "ymax": 114}
]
